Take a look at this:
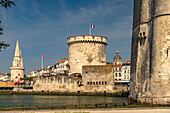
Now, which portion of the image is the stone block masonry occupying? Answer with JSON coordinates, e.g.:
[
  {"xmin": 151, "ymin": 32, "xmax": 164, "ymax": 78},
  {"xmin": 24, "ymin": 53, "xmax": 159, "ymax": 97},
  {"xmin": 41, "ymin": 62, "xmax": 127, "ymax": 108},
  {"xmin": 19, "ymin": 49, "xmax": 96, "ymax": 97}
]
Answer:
[
  {"xmin": 130, "ymin": 0, "xmax": 170, "ymax": 104},
  {"xmin": 67, "ymin": 35, "xmax": 107, "ymax": 74},
  {"xmin": 82, "ymin": 65, "xmax": 114, "ymax": 92}
]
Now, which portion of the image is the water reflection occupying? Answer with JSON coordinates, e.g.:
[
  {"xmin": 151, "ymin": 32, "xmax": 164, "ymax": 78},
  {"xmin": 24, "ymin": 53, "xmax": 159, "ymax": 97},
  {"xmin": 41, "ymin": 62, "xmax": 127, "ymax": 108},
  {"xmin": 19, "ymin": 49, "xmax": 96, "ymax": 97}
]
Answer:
[{"xmin": 0, "ymin": 95, "xmax": 128, "ymax": 108}]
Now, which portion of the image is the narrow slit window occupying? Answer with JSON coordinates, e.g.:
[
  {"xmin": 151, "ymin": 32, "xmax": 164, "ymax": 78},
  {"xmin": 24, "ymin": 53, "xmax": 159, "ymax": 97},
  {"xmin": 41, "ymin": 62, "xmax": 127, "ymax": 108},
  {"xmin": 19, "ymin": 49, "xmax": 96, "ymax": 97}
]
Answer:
[{"xmin": 167, "ymin": 49, "xmax": 168, "ymax": 57}]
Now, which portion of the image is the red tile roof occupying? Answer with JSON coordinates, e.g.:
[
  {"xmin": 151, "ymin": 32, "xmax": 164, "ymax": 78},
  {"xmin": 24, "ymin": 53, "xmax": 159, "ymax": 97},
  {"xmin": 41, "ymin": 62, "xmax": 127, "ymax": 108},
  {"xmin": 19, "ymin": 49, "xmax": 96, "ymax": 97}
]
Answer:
[
  {"xmin": 57, "ymin": 59, "xmax": 68, "ymax": 63},
  {"xmin": 106, "ymin": 63, "xmax": 113, "ymax": 66},
  {"xmin": 114, "ymin": 64, "xmax": 122, "ymax": 67},
  {"xmin": 123, "ymin": 60, "xmax": 131, "ymax": 64}
]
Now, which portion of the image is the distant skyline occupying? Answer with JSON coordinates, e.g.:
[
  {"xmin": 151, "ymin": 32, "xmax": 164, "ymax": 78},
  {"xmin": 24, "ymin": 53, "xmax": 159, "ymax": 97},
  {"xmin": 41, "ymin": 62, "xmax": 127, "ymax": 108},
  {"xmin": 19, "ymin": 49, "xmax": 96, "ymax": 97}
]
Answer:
[{"xmin": 0, "ymin": 0, "xmax": 133, "ymax": 74}]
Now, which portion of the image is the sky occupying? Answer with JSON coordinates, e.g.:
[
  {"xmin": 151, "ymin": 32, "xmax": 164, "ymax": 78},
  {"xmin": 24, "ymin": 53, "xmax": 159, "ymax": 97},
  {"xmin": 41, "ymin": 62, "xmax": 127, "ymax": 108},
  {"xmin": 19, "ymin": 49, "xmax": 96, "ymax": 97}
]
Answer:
[{"xmin": 0, "ymin": 0, "xmax": 133, "ymax": 75}]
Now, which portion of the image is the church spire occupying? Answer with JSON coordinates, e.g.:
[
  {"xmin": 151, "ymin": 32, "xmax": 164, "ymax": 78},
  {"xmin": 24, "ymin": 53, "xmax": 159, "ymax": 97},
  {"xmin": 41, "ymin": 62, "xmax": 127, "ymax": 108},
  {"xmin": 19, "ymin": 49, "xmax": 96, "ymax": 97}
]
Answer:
[{"xmin": 14, "ymin": 40, "xmax": 20, "ymax": 57}]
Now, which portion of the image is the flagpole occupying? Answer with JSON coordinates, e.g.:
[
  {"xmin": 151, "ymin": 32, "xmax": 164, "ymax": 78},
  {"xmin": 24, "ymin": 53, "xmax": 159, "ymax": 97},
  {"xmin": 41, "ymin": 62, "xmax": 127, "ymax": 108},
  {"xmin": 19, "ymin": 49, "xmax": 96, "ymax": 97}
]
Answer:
[
  {"xmin": 41, "ymin": 53, "xmax": 43, "ymax": 76},
  {"xmin": 41, "ymin": 53, "xmax": 43, "ymax": 69},
  {"xmin": 89, "ymin": 22, "xmax": 91, "ymax": 35}
]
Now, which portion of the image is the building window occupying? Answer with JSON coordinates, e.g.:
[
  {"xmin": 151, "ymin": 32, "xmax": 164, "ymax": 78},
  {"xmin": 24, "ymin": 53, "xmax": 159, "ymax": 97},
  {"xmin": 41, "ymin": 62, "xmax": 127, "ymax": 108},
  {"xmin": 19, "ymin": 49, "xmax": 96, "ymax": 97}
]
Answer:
[
  {"xmin": 87, "ymin": 82, "xmax": 89, "ymax": 85},
  {"xmin": 105, "ymin": 81, "xmax": 107, "ymax": 85},
  {"xmin": 124, "ymin": 75, "xmax": 126, "ymax": 79},
  {"xmin": 115, "ymin": 68, "xmax": 117, "ymax": 71},
  {"xmin": 90, "ymin": 82, "xmax": 92, "ymax": 85},
  {"xmin": 119, "ymin": 79, "xmax": 121, "ymax": 81},
  {"xmin": 115, "ymin": 79, "xmax": 117, "ymax": 80},
  {"xmin": 119, "ymin": 68, "xmax": 121, "ymax": 71},
  {"xmin": 96, "ymin": 82, "xmax": 98, "ymax": 85},
  {"xmin": 127, "ymin": 75, "xmax": 129, "ymax": 79},
  {"xmin": 125, "ymin": 70, "xmax": 126, "ymax": 73},
  {"xmin": 119, "ymin": 73, "xmax": 121, "ymax": 77},
  {"xmin": 102, "ymin": 81, "xmax": 104, "ymax": 85},
  {"xmin": 99, "ymin": 81, "xmax": 101, "ymax": 85},
  {"xmin": 127, "ymin": 70, "xmax": 129, "ymax": 73},
  {"xmin": 115, "ymin": 73, "xmax": 117, "ymax": 77},
  {"xmin": 93, "ymin": 82, "xmax": 95, "ymax": 85},
  {"xmin": 64, "ymin": 78, "xmax": 66, "ymax": 83}
]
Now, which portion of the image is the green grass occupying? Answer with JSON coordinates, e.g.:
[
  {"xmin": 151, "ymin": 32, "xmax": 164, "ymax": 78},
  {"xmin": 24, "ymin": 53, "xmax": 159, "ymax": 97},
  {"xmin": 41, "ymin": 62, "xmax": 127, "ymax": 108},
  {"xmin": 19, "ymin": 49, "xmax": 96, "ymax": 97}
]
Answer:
[{"xmin": 0, "ymin": 104, "xmax": 160, "ymax": 111}]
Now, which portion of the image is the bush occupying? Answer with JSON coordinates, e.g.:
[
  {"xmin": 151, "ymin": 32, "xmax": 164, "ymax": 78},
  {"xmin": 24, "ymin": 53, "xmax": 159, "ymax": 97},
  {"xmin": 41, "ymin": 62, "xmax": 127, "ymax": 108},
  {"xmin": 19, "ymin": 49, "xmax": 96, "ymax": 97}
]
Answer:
[
  {"xmin": 78, "ymin": 83, "xmax": 84, "ymax": 87},
  {"xmin": 23, "ymin": 86, "xmax": 27, "ymax": 89}
]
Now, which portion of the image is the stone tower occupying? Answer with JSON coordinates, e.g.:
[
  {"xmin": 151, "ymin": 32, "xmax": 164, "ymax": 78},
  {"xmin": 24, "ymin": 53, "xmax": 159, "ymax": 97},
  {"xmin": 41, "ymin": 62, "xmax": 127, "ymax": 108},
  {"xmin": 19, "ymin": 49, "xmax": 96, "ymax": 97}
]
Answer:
[
  {"xmin": 67, "ymin": 35, "xmax": 107, "ymax": 74},
  {"xmin": 130, "ymin": 0, "xmax": 170, "ymax": 104},
  {"xmin": 10, "ymin": 40, "xmax": 24, "ymax": 81}
]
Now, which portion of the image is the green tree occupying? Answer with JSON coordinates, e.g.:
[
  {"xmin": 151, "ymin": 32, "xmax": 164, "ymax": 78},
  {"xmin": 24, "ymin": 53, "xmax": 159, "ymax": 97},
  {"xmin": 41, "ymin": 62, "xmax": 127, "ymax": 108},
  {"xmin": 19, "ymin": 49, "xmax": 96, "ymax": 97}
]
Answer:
[{"xmin": 0, "ymin": 0, "xmax": 15, "ymax": 51}]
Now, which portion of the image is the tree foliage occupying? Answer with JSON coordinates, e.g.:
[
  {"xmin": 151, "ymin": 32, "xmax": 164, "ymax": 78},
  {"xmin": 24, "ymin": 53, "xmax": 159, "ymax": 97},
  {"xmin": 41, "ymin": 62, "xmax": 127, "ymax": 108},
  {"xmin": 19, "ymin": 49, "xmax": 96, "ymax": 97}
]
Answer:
[
  {"xmin": 0, "ymin": 0, "xmax": 15, "ymax": 51},
  {"xmin": 0, "ymin": 0, "xmax": 15, "ymax": 9}
]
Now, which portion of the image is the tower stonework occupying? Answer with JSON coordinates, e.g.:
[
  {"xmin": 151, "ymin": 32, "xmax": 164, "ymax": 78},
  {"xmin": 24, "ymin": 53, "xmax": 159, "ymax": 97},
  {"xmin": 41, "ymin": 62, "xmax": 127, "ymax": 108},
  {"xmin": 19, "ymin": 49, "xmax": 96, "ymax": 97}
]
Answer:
[
  {"xmin": 130, "ymin": 0, "xmax": 170, "ymax": 104},
  {"xmin": 67, "ymin": 35, "xmax": 107, "ymax": 74},
  {"xmin": 10, "ymin": 40, "xmax": 24, "ymax": 81}
]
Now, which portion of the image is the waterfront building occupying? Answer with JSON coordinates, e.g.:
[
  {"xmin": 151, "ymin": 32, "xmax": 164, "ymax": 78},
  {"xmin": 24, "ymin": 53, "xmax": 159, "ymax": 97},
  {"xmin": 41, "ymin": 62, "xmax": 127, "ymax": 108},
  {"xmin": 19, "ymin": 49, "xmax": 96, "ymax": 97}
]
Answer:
[
  {"xmin": 10, "ymin": 40, "xmax": 24, "ymax": 81},
  {"xmin": 121, "ymin": 61, "xmax": 131, "ymax": 83},
  {"xmin": 113, "ymin": 51, "xmax": 131, "ymax": 84},
  {"xmin": 28, "ymin": 58, "xmax": 69, "ymax": 77},
  {"xmin": 55, "ymin": 58, "xmax": 69, "ymax": 74}
]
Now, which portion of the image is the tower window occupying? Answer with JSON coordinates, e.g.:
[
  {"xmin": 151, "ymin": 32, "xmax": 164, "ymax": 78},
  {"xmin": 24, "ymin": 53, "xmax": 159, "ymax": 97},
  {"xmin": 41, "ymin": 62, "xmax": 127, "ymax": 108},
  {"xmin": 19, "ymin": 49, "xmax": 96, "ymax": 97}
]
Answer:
[
  {"xmin": 105, "ymin": 81, "xmax": 107, "ymax": 85},
  {"xmin": 96, "ymin": 82, "xmax": 98, "ymax": 85},
  {"xmin": 167, "ymin": 49, "xmax": 169, "ymax": 57}
]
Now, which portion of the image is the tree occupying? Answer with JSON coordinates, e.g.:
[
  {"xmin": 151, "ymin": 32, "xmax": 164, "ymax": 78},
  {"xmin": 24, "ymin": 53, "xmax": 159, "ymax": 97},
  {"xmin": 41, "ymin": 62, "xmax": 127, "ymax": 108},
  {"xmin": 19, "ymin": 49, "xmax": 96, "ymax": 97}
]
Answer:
[{"xmin": 0, "ymin": 0, "xmax": 15, "ymax": 51}]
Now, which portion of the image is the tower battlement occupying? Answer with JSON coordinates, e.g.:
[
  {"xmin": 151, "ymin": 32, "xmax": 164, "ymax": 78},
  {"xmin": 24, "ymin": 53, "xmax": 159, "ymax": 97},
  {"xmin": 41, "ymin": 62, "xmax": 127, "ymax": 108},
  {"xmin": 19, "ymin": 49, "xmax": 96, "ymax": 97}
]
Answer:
[
  {"xmin": 67, "ymin": 35, "xmax": 107, "ymax": 74},
  {"xmin": 67, "ymin": 35, "xmax": 107, "ymax": 45}
]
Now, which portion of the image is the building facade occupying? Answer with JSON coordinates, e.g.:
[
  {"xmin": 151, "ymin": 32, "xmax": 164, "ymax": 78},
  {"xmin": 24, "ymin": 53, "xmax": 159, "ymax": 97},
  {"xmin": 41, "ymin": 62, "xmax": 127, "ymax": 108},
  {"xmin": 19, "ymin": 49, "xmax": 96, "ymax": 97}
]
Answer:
[
  {"xmin": 130, "ymin": 0, "xmax": 170, "ymax": 104},
  {"xmin": 113, "ymin": 51, "xmax": 130, "ymax": 84},
  {"xmin": 67, "ymin": 35, "xmax": 107, "ymax": 74},
  {"xmin": 10, "ymin": 40, "xmax": 24, "ymax": 81},
  {"xmin": 55, "ymin": 59, "xmax": 69, "ymax": 74}
]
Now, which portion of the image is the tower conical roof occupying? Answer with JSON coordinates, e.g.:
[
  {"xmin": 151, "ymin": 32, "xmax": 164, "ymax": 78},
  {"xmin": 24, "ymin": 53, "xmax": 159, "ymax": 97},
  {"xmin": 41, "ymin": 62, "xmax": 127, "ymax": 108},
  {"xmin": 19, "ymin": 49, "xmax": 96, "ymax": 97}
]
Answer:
[
  {"xmin": 14, "ymin": 40, "xmax": 20, "ymax": 57},
  {"xmin": 20, "ymin": 50, "xmax": 24, "ymax": 67}
]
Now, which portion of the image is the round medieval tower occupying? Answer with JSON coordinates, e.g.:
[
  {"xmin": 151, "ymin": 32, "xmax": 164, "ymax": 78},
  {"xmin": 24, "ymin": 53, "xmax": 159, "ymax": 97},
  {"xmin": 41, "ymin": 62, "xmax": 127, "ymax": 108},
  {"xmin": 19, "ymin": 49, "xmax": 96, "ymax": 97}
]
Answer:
[
  {"xmin": 67, "ymin": 35, "xmax": 107, "ymax": 74},
  {"xmin": 131, "ymin": 0, "xmax": 170, "ymax": 104}
]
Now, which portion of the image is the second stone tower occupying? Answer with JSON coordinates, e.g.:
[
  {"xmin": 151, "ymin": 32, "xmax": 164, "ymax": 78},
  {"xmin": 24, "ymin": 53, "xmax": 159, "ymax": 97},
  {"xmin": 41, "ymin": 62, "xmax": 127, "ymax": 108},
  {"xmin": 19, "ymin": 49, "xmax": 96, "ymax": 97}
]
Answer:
[{"xmin": 67, "ymin": 35, "xmax": 107, "ymax": 74}]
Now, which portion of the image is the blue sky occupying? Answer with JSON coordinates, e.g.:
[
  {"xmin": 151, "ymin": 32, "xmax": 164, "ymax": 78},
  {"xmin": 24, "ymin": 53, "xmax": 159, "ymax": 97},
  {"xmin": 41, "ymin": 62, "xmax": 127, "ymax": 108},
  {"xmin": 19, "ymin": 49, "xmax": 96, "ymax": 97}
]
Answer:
[{"xmin": 0, "ymin": 0, "xmax": 133, "ymax": 74}]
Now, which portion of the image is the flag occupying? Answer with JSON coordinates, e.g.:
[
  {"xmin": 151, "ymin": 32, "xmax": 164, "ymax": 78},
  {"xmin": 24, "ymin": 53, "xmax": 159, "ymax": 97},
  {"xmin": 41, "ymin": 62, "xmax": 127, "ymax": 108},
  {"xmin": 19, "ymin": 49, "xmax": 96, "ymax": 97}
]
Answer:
[
  {"xmin": 42, "ymin": 54, "xmax": 45, "ymax": 58},
  {"xmin": 90, "ymin": 24, "xmax": 95, "ymax": 28}
]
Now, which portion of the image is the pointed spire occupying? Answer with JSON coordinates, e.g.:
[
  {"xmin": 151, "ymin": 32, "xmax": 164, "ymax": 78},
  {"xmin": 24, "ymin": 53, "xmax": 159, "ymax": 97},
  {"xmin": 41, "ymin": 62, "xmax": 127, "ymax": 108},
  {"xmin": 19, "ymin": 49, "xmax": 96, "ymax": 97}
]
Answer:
[
  {"xmin": 20, "ymin": 50, "xmax": 24, "ymax": 67},
  {"xmin": 14, "ymin": 40, "xmax": 20, "ymax": 57}
]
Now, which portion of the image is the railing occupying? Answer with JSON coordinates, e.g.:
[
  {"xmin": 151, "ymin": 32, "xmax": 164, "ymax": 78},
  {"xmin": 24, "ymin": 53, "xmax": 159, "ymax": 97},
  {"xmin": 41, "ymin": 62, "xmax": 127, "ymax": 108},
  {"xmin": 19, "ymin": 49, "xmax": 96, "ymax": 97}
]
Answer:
[
  {"xmin": 129, "ymin": 97, "xmax": 170, "ymax": 107},
  {"xmin": 0, "ymin": 97, "xmax": 170, "ymax": 110},
  {"xmin": 0, "ymin": 97, "xmax": 128, "ymax": 110}
]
